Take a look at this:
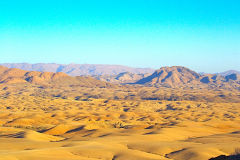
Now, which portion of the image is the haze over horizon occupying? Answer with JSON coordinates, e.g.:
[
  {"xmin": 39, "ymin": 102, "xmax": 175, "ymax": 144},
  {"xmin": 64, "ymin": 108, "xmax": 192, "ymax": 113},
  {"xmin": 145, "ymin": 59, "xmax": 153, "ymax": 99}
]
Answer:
[{"xmin": 1, "ymin": 1, "xmax": 240, "ymax": 73}]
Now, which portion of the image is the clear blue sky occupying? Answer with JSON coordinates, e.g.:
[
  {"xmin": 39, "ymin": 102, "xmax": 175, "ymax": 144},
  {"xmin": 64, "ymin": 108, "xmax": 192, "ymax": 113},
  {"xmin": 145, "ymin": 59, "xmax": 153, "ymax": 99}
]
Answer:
[{"xmin": 0, "ymin": 0, "xmax": 239, "ymax": 72}]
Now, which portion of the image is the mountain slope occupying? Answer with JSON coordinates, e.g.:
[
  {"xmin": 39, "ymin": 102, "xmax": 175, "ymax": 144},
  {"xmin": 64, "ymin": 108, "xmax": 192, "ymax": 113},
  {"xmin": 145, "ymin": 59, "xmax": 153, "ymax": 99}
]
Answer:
[{"xmin": 1, "ymin": 63, "xmax": 154, "ymax": 76}]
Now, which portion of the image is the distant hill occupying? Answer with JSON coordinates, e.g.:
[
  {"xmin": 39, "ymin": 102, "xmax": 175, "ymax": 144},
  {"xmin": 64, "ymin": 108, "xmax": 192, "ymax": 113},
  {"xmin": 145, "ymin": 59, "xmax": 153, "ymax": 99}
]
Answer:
[
  {"xmin": 94, "ymin": 72, "xmax": 152, "ymax": 84},
  {"xmin": 0, "ymin": 63, "xmax": 154, "ymax": 76},
  {"xmin": 218, "ymin": 70, "xmax": 240, "ymax": 76}
]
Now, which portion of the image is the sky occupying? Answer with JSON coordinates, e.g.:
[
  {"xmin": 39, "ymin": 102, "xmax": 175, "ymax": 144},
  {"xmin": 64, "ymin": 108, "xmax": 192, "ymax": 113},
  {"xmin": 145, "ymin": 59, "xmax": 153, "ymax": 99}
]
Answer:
[{"xmin": 0, "ymin": 0, "xmax": 239, "ymax": 73}]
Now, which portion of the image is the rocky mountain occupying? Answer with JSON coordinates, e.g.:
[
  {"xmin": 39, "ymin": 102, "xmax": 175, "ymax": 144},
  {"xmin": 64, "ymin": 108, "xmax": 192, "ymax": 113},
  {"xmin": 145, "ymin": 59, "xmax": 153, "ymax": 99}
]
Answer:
[
  {"xmin": 135, "ymin": 66, "xmax": 240, "ymax": 88},
  {"xmin": 135, "ymin": 66, "xmax": 200, "ymax": 87},
  {"xmin": 1, "ymin": 63, "xmax": 154, "ymax": 76}
]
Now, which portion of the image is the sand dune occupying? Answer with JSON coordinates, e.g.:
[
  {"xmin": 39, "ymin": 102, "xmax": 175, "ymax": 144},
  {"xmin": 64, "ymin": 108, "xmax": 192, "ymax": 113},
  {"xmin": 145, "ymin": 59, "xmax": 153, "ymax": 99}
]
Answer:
[{"xmin": 0, "ymin": 96, "xmax": 240, "ymax": 160}]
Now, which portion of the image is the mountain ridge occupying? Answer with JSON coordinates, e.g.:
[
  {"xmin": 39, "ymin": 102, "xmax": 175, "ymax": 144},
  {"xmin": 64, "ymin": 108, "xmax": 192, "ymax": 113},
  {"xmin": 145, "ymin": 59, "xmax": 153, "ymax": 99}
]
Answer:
[{"xmin": 0, "ymin": 65, "xmax": 115, "ymax": 88}]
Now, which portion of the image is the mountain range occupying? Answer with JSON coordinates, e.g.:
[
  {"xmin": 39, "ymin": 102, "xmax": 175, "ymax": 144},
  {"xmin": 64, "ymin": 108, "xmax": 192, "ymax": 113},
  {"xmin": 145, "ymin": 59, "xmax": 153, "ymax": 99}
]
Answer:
[
  {"xmin": 0, "ymin": 65, "xmax": 239, "ymax": 90},
  {"xmin": 0, "ymin": 63, "xmax": 154, "ymax": 76},
  {"xmin": 0, "ymin": 65, "xmax": 240, "ymax": 102},
  {"xmin": 1, "ymin": 63, "xmax": 239, "ymax": 86}
]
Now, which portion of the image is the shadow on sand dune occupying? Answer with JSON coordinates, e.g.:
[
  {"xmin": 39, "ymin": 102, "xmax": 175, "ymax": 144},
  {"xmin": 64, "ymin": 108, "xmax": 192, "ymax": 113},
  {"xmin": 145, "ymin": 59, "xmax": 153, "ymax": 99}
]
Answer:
[{"xmin": 209, "ymin": 154, "xmax": 240, "ymax": 160}]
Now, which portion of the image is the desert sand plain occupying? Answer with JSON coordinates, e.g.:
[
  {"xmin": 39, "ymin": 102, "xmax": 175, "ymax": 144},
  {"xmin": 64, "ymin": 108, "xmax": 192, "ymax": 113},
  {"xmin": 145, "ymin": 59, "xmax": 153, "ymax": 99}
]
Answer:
[
  {"xmin": 0, "ymin": 66, "xmax": 240, "ymax": 160},
  {"xmin": 1, "ymin": 93, "xmax": 240, "ymax": 160}
]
